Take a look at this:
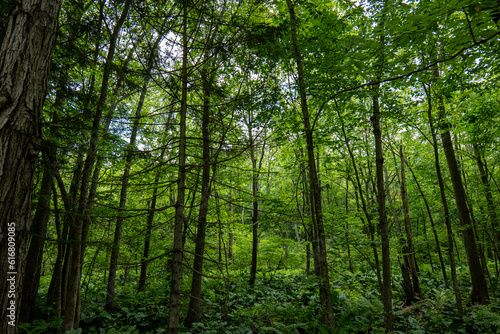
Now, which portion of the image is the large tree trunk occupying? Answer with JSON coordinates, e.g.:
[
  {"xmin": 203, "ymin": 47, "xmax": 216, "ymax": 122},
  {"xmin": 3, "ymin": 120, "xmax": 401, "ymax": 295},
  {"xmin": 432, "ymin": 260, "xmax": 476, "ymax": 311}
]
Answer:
[
  {"xmin": 286, "ymin": 1, "xmax": 336, "ymax": 329},
  {"xmin": 0, "ymin": 1, "xmax": 61, "ymax": 332},
  {"xmin": 437, "ymin": 98, "xmax": 489, "ymax": 305}
]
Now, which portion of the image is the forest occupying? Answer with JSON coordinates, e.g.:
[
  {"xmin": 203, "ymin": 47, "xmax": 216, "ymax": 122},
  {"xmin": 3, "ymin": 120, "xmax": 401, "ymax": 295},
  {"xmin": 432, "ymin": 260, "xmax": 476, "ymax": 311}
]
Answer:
[{"xmin": 0, "ymin": 0, "xmax": 500, "ymax": 333}]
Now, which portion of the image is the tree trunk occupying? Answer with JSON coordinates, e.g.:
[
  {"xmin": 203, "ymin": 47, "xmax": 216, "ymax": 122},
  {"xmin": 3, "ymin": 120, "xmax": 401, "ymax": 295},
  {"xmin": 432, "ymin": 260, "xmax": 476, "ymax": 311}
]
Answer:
[
  {"xmin": 345, "ymin": 169, "xmax": 353, "ymax": 273},
  {"xmin": 47, "ymin": 179, "xmax": 66, "ymax": 317},
  {"xmin": 400, "ymin": 146, "xmax": 422, "ymax": 298},
  {"xmin": 287, "ymin": 1, "xmax": 335, "ymax": 329},
  {"xmin": 372, "ymin": 93, "xmax": 394, "ymax": 332},
  {"xmin": 336, "ymin": 107, "xmax": 382, "ymax": 293},
  {"xmin": 81, "ymin": 43, "xmax": 139, "ymax": 267},
  {"xmin": 168, "ymin": 1, "xmax": 188, "ymax": 332},
  {"xmin": 402, "ymin": 150, "xmax": 449, "ymax": 288},
  {"xmin": 138, "ymin": 172, "xmax": 160, "ymax": 291},
  {"xmin": 186, "ymin": 62, "xmax": 215, "ymax": 327},
  {"xmin": 248, "ymin": 115, "xmax": 259, "ymax": 286},
  {"xmin": 0, "ymin": 1, "xmax": 61, "ymax": 332},
  {"xmin": 385, "ymin": 165, "xmax": 414, "ymax": 306},
  {"xmin": 424, "ymin": 82, "xmax": 463, "ymax": 316},
  {"xmin": 105, "ymin": 58, "xmax": 150, "ymax": 312},
  {"xmin": 62, "ymin": 1, "xmax": 131, "ymax": 330},
  {"xmin": 473, "ymin": 143, "xmax": 500, "ymax": 261},
  {"xmin": 437, "ymin": 97, "xmax": 489, "ymax": 305},
  {"xmin": 19, "ymin": 153, "xmax": 53, "ymax": 323}
]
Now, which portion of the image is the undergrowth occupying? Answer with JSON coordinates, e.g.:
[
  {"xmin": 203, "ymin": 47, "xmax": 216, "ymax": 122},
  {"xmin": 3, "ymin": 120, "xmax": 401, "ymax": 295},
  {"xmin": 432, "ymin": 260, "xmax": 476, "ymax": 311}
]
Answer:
[{"xmin": 19, "ymin": 267, "xmax": 500, "ymax": 334}]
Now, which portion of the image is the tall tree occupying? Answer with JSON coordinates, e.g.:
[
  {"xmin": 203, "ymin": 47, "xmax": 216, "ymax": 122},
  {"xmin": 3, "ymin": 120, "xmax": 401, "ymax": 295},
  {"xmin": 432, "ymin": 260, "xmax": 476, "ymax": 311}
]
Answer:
[
  {"xmin": 423, "ymin": 82, "xmax": 463, "ymax": 317},
  {"xmin": 0, "ymin": 1, "xmax": 61, "ymax": 332},
  {"xmin": 62, "ymin": 0, "xmax": 132, "ymax": 330},
  {"xmin": 105, "ymin": 33, "xmax": 160, "ymax": 312},
  {"xmin": 438, "ymin": 97, "xmax": 490, "ymax": 305},
  {"xmin": 286, "ymin": 0, "xmax": 336, "ymax": 329},
  {"xmin": 370, "ymin": 3, "xmax": 393, "ymax": 331},
  {"xmin": 168, "ymin": 0, "xmax": 188, "ymax": 332}
]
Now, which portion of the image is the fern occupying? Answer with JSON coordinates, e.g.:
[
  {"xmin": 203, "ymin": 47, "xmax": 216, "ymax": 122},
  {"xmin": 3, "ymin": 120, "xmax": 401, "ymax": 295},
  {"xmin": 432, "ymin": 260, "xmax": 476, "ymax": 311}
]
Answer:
[{"xmin": 472, "ymin": 305, "xmax": 500, "ymax": 332}]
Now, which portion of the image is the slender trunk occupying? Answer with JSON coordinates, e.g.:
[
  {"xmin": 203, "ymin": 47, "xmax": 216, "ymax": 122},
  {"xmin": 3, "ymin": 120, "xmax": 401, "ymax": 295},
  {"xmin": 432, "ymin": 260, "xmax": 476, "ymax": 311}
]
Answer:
[
  {"xmin": 287, "ymin": 1, "xmax": 335, "ymax": 329},
  {"xmin": 402, "ymin": 151, "xmax": 448, "ymax": 287},
  {"xmin": 385, "ymin": 165, "xmax": 413, "ymax": 305},
  {"xmin": 248, "ymin": 117, "xmax": 259, "ymax": 286},
  {"xmin": 105, "ymin": 57, "xmax": 150, "ymax": 312},
  {"xmin": 336, "ymin": 107, "xmax": 382, "ymax": 293},
  {"xmin": 47, "ymin": 181, "xmax": 65, "ymax": 317},
  {"xmin": 300, "ymin": 149, "xmax": 317, "ymax": 276},
  {"xmin": 437, "ymin": 97, "xmax": 489, "ymax": 305},
  {"xmin": 19, "ymin": 153, "xmax": 53, "ymax": 323},
  {"xmin": 473, "ymin": 143, "xmax": 500, "ymax": 262},
  {"xmin": 62, "ymin": 1, "xmax": 131, "ymax": 330},
  {"xmin": 186, "ymin": 64, "xmax": 215, "ymax": 327},
  {"xmin": 424, "ymin": 83, "xmax": 463, "ymax": 316},
  {"xmin": 372, "ymin": 93, "xmax": 393, "ymax": 332},
  {"xmin": 81, "ymin": 43, "xmax": 139, "ymax": 264},
  {"xmin": 167, "ymin": 1, "xmax": 188, "ymax": 332},
  {"xmin": 400, "ymin": 146, "xmax": 421, "ymax": 297},
  {"xmin": 345, "ymin": 169, "xmax": 353, "ymax": 273},
  {"xmin": 139, "ymin": 172, "xmax": 160, "ymax": 291},
  {"xmin": 420, "ymin": 215, "xmax": 435, "ymax": 272},
  {"xmin": 0, "ymin": 1, "xmax": 61, "ymax": 332}
]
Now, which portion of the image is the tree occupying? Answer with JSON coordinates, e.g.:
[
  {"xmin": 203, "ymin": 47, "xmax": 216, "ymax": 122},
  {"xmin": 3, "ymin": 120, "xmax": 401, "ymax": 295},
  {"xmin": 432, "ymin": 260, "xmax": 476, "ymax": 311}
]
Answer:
[
  {"xmin": 167, "ymin": 0, "xmax": 188, "ymax": 332},
  {"xmin": 286, "ymin": 0, "xmax": 336, "ymax": 329},
  {"xmin": 0, "ymin": 1, "xmax": 61, "ymax": 333},
  {"xmin": 437, "ymin": 91, "xmax": 490, "ymax": 305}
]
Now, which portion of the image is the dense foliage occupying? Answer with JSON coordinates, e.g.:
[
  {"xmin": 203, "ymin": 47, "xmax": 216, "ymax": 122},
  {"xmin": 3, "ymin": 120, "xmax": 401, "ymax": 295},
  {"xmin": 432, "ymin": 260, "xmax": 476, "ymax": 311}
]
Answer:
[{"xmin": 1, "ymin": 0, "xmax": 500, "ymax": 333}]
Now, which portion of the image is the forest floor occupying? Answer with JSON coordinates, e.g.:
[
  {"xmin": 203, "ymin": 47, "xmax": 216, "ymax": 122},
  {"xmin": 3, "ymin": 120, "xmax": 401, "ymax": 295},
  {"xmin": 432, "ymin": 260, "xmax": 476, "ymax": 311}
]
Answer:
[{"xmin": 19, "ymin": 265, "xmax": 500, "ymax": 334}]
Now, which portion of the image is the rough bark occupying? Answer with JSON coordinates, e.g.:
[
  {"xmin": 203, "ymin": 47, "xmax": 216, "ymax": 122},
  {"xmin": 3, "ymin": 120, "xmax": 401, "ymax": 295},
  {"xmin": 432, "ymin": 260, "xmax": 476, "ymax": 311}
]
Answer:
[{"xmin": 0, "ymin": 1, "xmax": 61, "ymax": 332}]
